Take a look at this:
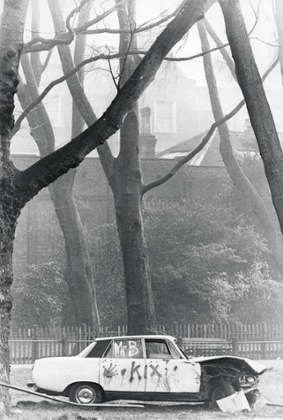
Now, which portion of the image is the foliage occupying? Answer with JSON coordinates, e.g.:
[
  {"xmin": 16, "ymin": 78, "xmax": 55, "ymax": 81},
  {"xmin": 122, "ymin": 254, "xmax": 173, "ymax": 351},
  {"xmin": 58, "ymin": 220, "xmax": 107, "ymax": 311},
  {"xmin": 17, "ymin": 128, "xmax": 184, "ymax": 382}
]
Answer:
[
  {"xmin": 11, "ymin": 188, "xmax": 283, "ymax": 329},
  {"xmin": 231, "ymin": 262, "xmax": 283, "ymax": 323},
  {"xmin": 143, "ymin": 192, "xmax": 282, "ymax": 324},
  {"xmin": 11, "ymin": 261, "xmax": 72, "ymax": 328}
]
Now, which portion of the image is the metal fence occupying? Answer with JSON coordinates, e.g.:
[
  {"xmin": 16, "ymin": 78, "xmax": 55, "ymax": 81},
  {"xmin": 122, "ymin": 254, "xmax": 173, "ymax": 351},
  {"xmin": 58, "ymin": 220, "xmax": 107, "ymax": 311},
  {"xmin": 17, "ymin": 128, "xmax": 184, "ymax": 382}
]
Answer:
[{"xmin": 9, "ymin": 322, "xmax": 283, "ymax": 363}]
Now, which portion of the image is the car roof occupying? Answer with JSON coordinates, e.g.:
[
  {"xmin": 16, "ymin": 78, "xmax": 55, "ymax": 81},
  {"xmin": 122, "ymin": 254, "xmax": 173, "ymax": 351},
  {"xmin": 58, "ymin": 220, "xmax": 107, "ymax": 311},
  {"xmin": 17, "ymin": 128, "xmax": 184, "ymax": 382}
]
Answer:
[{"xmin": 94, "ymin": 335, "xmax": 176, "ymax": 342}]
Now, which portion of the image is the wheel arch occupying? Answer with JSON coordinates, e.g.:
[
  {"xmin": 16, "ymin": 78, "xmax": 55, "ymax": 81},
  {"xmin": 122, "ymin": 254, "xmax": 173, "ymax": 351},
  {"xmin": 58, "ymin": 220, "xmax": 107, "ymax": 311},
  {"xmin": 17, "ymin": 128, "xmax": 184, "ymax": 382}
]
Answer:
[
  {"xmin": 63, "ymin": 381, "xmax": 105, "ymax": 400},
  {"xmin": 208, "ymin": 378, "xmax": 235, "ymax": 409}
]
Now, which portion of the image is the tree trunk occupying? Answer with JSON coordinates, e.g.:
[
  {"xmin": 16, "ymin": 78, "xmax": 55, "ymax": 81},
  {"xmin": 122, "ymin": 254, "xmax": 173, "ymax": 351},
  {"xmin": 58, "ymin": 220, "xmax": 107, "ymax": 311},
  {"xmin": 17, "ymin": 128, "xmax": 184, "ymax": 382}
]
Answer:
[
  {"xmin": 49, "ymin": 176, "xmax": 98, "ymax": 325},
  {"xmin": 219, "ymin": 0, "xmax": 283, "ymax": 236},
  {"xmin": 18, "ymin": 50, "xmax": 99, "ymax": 327},
  {"xmin": 197, "ymin": 20, "xmax": 283, "ymax": 275},
  {"xmin": 108, "ymin": 0, "xmax": 157, "ymax": 334},
  {"xmin": 0, "ymin": 186, "xmax": 19, "ymax": 417},
  {"xmin": 112, "ymin": 111, "xmax": 157, "ymax": 334},
  {"xmin": 49, "ymin": 0, "xmax": 158, "ymax": 333},
  {"xmin": 0, "ymin": 0, "xmax": 29, "ymax": 416}
]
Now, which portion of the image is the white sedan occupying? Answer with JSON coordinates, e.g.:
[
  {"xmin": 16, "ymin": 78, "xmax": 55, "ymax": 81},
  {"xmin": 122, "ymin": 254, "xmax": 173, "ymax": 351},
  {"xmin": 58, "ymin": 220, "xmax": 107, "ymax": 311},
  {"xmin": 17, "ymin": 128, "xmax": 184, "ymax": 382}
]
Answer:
[{"xmin": 30, "ymin": 334, "xmax": 266, "ymax": 408}]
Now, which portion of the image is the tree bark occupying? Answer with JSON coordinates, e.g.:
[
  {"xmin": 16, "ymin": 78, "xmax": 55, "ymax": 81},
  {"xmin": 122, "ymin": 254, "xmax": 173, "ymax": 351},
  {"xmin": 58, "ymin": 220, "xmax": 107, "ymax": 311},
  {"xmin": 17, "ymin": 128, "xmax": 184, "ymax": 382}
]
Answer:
[
  {"xmin": 112, "ymin": 112, "xmax": 157, "ymax": 334},
  {"xmin": 219, "ymin": 0, "xmax": 283, "ymax": 236},
  {"xmin": 109, "ymin": 0, "xmax": 157, "ymax": 334},
  {"xmin": 0, "ymin": 202, "xmax": 18, "ymax": 417},
  {"xmin": 0, "ymin": 1, "xmax": 29, "ymax": 415}
]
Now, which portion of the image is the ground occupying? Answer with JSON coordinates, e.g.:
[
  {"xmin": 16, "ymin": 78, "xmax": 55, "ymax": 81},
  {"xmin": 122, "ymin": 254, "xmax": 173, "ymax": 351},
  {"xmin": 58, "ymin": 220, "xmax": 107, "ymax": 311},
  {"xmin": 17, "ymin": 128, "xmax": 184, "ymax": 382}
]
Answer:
[{"xmin": 7, "ymin": 360, "xmax": 283, "ymax": 419}]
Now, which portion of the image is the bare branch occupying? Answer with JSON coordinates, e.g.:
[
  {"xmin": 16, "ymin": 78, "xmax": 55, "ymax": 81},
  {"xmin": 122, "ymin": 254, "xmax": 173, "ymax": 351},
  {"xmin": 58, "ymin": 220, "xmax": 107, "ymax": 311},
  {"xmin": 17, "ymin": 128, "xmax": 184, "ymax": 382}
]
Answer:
[
  {"xmin": 107, "ymin": 49, "xmax": 120, "ymax": 91},
  {"xmin": 203, "ymin": 18, "xmax": 236, "ymax": 77},
  {"xmin": 12, "ymin": 50, "xmax": 140, "ymax": 137},
  {"xmin": 142, "ymin": 101, "xmax": 244, "ymax": 195},
  {"xmin": 142, "ymin": 53, "xmax": 280, "ymax": 196},
  {"xmin": 73, "ymin": 0, "xmax": 125, "ymax": 34},
  {"xmin": 15, "ymin": 36, "xmax": 278, "ymax": 138},
  {"xmin": 66, "ymin": 0, "xmax": 91, "ymax": 32},
  {"xmin": 83, "ymin": 6, "xmax": 181, "ymax": 35},
  {"xmin": 15, "ymin": 0, "xmax": 211, "ymax": 203},
  {"xmin": 23, "ymin": 32, "xmax": 74, "ymax": 54},
  {"xmin": 247, "ymin": 0, "xmax": 264, "ymax": 34},
  {"xmin": 23, "ymin": 3, "xmax": 120, "ymax": 54},
  {"xmin": 164, "ymin": 44, "xmax": 229, "ymax": 61}
]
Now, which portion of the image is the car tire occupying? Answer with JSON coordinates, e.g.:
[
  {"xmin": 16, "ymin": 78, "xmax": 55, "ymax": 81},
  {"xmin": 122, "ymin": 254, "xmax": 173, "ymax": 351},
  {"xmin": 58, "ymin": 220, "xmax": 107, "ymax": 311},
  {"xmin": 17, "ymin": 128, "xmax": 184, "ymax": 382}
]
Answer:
[
  {"xmin": 69, "ymin": 382, "xmax": 103, "ymax": 404},
  {"xmin": 208, "ymin": 379, "xmax": 235, "ymax": 409}
]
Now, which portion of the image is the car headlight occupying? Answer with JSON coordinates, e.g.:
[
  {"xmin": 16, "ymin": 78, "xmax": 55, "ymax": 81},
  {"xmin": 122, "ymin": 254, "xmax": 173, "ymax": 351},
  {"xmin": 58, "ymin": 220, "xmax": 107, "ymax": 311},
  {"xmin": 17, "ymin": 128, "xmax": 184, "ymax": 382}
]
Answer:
[
  {"xmin": 246, "ymin": 376, "xmax": 256, "ymax": 384},
  {"xmin": 238, "ymin": 374, "xmax": 257, "ymax": 386}
]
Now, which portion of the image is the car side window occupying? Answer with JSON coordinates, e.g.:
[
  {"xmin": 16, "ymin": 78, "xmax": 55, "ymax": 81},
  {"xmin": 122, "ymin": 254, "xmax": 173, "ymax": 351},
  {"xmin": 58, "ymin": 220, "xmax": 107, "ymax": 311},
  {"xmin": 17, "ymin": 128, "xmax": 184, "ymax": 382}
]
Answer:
[
  {"xmin": 104, "ymin": 339, "xmax": 143, "ymax": 359},
  {"xmin": 145, "ymin": 339, "xmax": 173, "ymax": 359},
  {"xmin": 86, "ymin": 340, "xmax": 111, "ymax": 358}
]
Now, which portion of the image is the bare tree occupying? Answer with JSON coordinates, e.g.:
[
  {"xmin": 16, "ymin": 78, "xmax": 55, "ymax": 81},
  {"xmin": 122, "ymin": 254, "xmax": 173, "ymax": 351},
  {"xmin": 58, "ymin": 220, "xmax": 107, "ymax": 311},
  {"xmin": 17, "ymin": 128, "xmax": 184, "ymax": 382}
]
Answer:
[
  {"xmin": 197, "ymin": 19, "xmax": 283, "ymax": 276},
  {"xmin": 219, "ymin": 0, "xmax": 283, "ymax": 237},
  {"xmin": 17, "ymin": 0, "xmax": 99, "ymax": 326},
  {"xmin": 46, "ymin": 0, "xmax": 218, "ymax": 334},
  {"xmin": 0, "ymin": 0, "xmax": 209, "ymax": 414},
  {"xmin": 47, "ymin": 0, "xmax": 156, "ymax": 333}
]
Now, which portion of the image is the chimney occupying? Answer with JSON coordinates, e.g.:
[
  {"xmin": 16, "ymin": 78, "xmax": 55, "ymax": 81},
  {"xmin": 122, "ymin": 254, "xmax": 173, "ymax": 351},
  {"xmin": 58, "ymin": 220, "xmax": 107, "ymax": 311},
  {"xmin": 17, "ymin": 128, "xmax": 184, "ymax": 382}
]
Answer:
[{"xmin": 139, "ymin": 107, "xmax": 157, "ymax": 158}]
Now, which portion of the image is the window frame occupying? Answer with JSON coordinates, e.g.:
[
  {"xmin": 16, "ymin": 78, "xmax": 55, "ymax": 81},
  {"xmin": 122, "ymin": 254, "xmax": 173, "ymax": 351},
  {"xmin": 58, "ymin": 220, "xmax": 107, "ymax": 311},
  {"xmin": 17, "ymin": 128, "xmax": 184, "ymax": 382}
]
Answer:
[
  {"xmin": 103, "ymin": 338, "xmax": 144, "ymax": 359},
  {"xmin": 153, "ymin": 100, "xmax": 177, "ymax": 133}
]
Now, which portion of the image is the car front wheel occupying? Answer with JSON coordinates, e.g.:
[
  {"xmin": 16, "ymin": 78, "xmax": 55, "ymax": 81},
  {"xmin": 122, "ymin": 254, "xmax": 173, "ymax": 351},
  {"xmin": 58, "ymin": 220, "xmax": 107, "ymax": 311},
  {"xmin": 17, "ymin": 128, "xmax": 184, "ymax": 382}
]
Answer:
[
  {"xmin": 209, "ymin": 379, "xmax": 235, "ymax": 409},
  {"xmin": 69, "ymin": 382, "xmax": 103, "ymax": 404}
]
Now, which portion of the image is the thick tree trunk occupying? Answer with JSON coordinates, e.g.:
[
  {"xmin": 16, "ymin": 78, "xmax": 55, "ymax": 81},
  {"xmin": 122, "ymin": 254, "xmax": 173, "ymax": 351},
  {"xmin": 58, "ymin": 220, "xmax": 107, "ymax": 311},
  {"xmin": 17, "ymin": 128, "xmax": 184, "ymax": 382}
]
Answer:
[
  {"xmin": 112, "ymin": 112, "xmax": 157, "ymax": 334},
  {"xmin": 0, "ymin": 186, "xmax": 19, "ymax": 417},
  {"xmin": 219, "ymin": 0, "xmax": 283, "ymax": 236},
  {"xmin": 0, "ymin": 1, "xmax": 29, "ymax": 416},
  {"xmin": 109, "ymin": 0, "xmax": 157, "ymax": 334}
]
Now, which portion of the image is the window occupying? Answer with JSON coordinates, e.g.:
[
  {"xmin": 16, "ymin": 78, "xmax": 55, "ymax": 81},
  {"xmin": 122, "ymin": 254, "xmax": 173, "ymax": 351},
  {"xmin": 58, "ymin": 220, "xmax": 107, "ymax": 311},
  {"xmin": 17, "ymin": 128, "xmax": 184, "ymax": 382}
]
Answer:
[
  {"xmin": 145, "ymin": 339, "xmax": 172, "ymax": 359},
  {"xmin": 154, "ymin": 101, "xmax": 176, "ymax": 133},
  {"xmin": 86, "ymin": 340, "xmax": 111, "ymax": 358},
  {"xmin": 44, "ymin": 94, "xmax": 64, "ymax": 127},
  {"xmin": 104, "ymin": 339, "xmax": 143, "ymax": 359}
]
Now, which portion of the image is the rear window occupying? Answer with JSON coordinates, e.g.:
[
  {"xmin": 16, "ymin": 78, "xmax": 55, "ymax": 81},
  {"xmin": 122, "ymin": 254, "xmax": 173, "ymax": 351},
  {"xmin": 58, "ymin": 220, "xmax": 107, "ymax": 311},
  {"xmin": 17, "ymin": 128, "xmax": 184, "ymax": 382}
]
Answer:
[
  {"xmin": 86, "ymin": 340, "xmax": 111, "ymax": 358},
  {"xmin": 104, "ymin": 338, "xmax": 143, "ymax": 359}
]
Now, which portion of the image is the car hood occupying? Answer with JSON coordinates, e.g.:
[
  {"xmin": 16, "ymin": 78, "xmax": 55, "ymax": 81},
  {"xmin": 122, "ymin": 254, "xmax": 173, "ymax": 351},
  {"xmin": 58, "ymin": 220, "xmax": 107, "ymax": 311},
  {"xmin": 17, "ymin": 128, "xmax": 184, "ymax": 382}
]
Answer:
[{"xmin": 190, "ymin": 355, "xmax": 268, "ymax": 375}]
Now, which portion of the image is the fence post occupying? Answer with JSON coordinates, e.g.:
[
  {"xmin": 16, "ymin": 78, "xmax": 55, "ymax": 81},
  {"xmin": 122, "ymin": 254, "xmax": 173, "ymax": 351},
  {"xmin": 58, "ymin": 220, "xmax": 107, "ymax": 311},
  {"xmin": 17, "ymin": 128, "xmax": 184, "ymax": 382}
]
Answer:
[
  {"xmin": 232, "ymin": 337, "xmax": 238, "ymax": 356},
  {"xmin": 62, "ymin": 334, "xmax": 68, "ymax": 356},
  {"xmin": 82, "ymin": 323, "xmax": 87, "ymax": 348},
  {"xmin": 31, "ymin": 325, "xmax": 38, "ymax": 362},
  {"xmin": 261, "ymin": 322, "xmax": 268, "ymax": 359}
]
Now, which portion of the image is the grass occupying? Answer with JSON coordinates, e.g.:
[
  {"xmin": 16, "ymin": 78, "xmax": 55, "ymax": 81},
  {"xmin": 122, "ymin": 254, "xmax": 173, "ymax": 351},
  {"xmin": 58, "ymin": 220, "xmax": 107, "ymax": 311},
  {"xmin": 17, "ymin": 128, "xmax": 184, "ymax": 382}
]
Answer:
[{"xmin": 7, "ymin": 359, "xmax": 283, "ymax": 419}]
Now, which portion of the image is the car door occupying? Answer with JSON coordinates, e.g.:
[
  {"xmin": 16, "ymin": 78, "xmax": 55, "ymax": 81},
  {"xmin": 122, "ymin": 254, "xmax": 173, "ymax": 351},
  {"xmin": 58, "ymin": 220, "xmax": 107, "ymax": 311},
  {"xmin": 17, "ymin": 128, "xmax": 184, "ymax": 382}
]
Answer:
[
  {"xmin": 144, "ymin": 338, "xmax": 201, "ymax": 394},
  {"xmin": 100, "ymin": 338, "xmax": 146, "ymax": 393}
]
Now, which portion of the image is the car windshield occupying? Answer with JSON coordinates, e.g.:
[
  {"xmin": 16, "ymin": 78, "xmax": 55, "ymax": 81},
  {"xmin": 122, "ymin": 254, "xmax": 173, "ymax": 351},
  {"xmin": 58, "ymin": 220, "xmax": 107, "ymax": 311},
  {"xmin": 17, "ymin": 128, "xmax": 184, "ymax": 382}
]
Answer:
[
  {"xmin": 76, "ymin": 342, "xmax": 97, "ymax": 357},
  {"xmin": 167, "ymin": 340, "xmax": 185, "ymax": 359}
]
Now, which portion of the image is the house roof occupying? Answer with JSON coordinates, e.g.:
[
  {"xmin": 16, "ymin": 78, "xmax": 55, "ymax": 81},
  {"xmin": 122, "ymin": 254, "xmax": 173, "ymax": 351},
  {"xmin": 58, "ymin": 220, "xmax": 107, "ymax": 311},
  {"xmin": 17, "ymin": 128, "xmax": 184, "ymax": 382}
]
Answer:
[{"xmin": 156, "ymin": 130, "xmax": 260, "ymax": 167}]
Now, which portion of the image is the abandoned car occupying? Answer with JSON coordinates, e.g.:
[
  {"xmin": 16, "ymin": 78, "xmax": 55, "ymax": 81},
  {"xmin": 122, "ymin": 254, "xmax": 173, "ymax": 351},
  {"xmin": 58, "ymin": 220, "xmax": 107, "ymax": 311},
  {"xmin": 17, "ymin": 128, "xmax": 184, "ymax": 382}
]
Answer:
[{"xmin": 30, "ymin": 335, "xmax": 267, "ymax": 407}]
